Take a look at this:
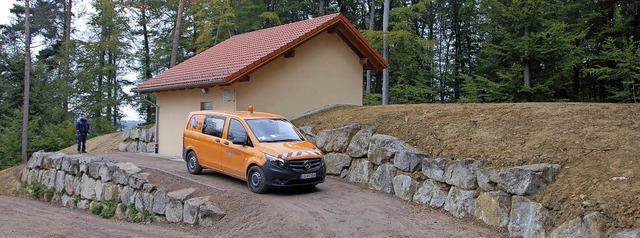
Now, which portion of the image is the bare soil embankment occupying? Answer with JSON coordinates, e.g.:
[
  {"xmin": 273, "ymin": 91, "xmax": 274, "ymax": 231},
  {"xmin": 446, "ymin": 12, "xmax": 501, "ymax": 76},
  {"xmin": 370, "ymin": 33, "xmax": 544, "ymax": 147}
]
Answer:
[{"xmin": 292, "ymin": 103, "xmax": 640, "ymax": 232}]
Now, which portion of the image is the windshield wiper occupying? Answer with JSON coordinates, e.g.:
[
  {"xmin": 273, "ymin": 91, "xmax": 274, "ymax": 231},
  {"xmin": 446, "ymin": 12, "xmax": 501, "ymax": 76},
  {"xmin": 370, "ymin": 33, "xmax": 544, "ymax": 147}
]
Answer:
[{"xmin": 264, "ymin": 139, "xmax": 301, "ymax": 143}]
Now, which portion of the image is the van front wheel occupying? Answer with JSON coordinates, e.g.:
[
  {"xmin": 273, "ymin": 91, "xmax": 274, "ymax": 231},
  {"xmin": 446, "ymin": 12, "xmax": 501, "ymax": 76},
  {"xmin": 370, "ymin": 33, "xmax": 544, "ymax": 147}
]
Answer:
[
  {"xmin": 247, "ymin": 167, "xmax": 268, "ymax": 194},
  {"xmin": 186, "ymin": 151, "xmax": 202, "ymax": 174}
]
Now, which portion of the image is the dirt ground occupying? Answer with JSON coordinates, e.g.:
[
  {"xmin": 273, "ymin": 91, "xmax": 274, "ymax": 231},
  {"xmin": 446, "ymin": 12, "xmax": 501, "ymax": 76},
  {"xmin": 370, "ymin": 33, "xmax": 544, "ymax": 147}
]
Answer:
[
  {"xmin": 59, "ymin": 132, "xmax": 123, "ymax": 154},
  {"xmin": 0, "ymin": 152, "xmax": 507, "ymax": 237},
  {"xmin": 292, "ymin": 103, "xmax": 640, "ymax": 233}
]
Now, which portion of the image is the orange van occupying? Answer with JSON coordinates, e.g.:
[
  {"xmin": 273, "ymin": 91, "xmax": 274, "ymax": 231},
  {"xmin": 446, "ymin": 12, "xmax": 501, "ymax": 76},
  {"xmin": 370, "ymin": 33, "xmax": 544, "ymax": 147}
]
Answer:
[{"xmin": 182, "ymin": 109, "xmax": 326, "ymax": 193}]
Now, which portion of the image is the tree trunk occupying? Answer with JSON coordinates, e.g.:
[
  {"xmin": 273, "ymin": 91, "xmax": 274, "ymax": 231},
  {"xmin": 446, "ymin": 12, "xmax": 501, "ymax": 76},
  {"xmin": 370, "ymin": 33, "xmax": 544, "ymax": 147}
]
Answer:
[
  {"xmin": 366, "ymin": 0, "xmax": 375, "ymax": 93},
  {"xmin": 141, "ymin": 1, "xmax": 154, "ymax": 123},
  {"xmin": 170, "ymin": 0, "xmax": 186, "ymax": 68},
  {"xmin": 318, "ymin": 0, "xmax": 325, "ymax": 15},
  {"xmin": 523, "ymin": 27, "xmax": 531, "ymax": 89},
  {"xmin": 382, "ymin": 0, "xmax": 390, "ymax": 105},
  {"xmin": 22, "ymin": 0, "xmax": 32, "ymax": 163},
  {"xmin": 62, "ymin": 0, "xmax": 72, "ymax": 112}
]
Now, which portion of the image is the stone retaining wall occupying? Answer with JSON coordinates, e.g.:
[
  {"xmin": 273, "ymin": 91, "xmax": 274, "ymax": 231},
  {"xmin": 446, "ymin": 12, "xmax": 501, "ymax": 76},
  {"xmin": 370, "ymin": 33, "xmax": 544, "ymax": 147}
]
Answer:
[
  {"xmin": 118, "ymin": 126, "xmax": 157, "ymax": 153},
  {"xmin": 18, "ymin": 151, "xmax": 224, "ymax": 226},
  {"xmin": 304, "ymin": 124, "xmax": 638, "ymax": 238}
]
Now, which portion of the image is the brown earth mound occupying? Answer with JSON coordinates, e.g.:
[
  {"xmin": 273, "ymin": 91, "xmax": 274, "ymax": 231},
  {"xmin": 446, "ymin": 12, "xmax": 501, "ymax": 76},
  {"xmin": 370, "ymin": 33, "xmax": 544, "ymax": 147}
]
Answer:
[
  {"xmin": 0, "ymin": 165, "xmax": 23, "ymax": 196},
  {"xmin": 59, "ymin": 132, "xmax": 123, "ymax": 154},
  {"xmin": 292, "ymin": 103, "xmax": 639, "ymax": 232}
]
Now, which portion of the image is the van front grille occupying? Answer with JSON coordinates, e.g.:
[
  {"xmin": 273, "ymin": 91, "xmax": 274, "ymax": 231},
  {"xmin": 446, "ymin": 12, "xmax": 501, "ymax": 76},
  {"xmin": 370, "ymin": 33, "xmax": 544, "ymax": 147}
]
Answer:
[{"xmin": 289, "ymin": 158, "xmax": 322, "ymax": 172}]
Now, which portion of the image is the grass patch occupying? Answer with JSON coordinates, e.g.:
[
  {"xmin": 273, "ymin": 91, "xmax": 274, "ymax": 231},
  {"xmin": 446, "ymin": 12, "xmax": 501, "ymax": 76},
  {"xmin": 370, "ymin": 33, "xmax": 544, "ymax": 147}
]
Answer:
[{"xmin": 28, "ymin": 181, "xmax": 54, "ymax": 199}]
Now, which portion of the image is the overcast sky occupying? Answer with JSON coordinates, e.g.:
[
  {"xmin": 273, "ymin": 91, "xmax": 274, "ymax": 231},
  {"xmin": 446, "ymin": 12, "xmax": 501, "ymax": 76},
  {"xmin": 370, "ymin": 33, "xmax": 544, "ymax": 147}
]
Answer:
[{"xmin": 0, "ymin": 0, "xmax": 142, "ymax": 121}]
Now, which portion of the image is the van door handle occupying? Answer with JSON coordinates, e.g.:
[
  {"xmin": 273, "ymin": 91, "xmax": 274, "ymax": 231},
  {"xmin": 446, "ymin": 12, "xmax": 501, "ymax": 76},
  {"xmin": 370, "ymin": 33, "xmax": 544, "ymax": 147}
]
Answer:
[
  {"xmin": 215, "ymin": 139, "xmax": 220, "ymax": 143},
  {"xmin": 223, "ymin": 141, "xmax": 229, "ymax": 145}
]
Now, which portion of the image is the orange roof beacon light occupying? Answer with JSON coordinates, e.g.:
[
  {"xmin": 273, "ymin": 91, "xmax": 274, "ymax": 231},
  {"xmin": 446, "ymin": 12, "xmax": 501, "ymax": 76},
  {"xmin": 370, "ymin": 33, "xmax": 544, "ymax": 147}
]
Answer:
[{"xmin": 248, "ymin": 105, "xmax": 254, "ymax": 114}]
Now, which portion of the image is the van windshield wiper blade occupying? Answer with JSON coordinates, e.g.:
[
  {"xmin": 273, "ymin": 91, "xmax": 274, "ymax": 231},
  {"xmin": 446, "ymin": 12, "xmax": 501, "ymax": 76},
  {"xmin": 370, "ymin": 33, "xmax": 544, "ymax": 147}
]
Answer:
[{"xmin": 265, "ymin": 139, "xmax": 301, "ymax": 143}]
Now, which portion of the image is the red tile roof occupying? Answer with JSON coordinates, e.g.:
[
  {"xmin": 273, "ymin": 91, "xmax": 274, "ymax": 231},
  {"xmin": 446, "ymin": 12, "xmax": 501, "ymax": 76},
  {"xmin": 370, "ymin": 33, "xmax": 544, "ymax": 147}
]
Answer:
[{"xmin": 133, "ymin": 13, "xmax": 389, "ymax": 93}]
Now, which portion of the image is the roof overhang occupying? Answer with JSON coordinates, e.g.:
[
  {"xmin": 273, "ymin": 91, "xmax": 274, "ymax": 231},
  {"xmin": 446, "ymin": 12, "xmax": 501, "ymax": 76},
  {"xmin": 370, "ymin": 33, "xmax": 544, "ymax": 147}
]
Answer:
[{"xmin": 131, "ymin": 77, "xmax": 226, "ymax": 94}]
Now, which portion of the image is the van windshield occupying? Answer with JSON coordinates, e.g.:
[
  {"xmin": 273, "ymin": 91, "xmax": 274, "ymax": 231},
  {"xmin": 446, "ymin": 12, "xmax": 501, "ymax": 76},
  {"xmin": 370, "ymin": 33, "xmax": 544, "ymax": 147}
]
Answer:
[{"xmin": 246, "ymin": 119, "xmax": 304, "ymax": 143}]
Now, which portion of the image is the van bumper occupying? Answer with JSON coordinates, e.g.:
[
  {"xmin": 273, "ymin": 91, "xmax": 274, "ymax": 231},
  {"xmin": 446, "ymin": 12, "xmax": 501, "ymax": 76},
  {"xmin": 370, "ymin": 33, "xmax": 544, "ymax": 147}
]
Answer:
[{"xmin": 261, "ymin": 160, "xmax": 326, "ymax": 188}]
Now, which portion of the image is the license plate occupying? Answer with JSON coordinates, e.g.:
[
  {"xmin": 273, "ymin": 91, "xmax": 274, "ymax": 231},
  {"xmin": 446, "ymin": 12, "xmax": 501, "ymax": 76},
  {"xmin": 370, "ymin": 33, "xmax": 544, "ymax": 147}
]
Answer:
[{"xmin": 300, "ymin": 173, "xmax": 316, "ymax": 179}]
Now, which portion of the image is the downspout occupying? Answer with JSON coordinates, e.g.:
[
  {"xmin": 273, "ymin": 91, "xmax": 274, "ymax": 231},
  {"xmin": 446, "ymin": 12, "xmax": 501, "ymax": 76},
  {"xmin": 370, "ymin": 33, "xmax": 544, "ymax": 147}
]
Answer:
[{"xmin": 138, "ymin": 92, "xmax": 159, "ymax": 153}]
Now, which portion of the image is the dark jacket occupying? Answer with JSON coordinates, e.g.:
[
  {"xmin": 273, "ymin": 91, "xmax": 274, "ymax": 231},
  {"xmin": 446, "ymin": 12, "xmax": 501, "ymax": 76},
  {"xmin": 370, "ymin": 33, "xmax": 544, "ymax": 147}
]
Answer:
[{"xmin": 76, "ymin": 118, "xmax": 91, "ymax": 135}]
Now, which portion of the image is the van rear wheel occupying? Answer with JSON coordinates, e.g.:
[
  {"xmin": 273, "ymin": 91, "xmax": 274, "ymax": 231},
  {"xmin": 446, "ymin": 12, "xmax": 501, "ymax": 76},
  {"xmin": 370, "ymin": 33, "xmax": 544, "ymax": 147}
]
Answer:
[
  {"xmin": 247, "ymin": 167, "xmax": 268, "ymax": 194},
  {"xmin": 186, "ymin": 151, "xmax": 202, "ymax": 174}
]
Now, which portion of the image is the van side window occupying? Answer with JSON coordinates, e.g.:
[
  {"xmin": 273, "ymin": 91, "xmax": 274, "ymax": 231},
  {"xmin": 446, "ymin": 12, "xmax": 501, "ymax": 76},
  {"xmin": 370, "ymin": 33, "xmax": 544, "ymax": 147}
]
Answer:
[
  {"xmin": 203, "ymin": 116, "xmax": 225, "ymax": 137},
  {"xmin": 227, "ymin": 119, "xmax": 249, "ymax": 144}
]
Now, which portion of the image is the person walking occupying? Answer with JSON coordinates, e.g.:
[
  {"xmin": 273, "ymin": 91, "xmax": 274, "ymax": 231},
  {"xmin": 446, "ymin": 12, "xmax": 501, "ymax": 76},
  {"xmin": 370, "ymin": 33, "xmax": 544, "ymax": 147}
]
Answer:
[{"xmin": 76, "ymin": 114, "xmax": 91, "ymax": 153}]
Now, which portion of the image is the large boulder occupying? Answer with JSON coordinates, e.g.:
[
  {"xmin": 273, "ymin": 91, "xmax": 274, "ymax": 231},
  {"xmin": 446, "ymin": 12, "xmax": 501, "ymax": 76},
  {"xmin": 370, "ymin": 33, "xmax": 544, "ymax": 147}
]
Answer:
[
  {"xmin": 27, "ymin": 151, "xmax": 46, "ymax": 169},
  {"xmin": 94, "ymin": 180, "xmax": 104, "ymax": 200},
  {"xmin": 138, "ymin": 142, "xmax": 147, "ymax": 153},
  {"xmin": 61, "ymin": 157, "xmax": 79, "ymax": 175},
  {"xmin": 118, "ymin": 142, "xmax": 129, "ymax": 152},
  {"xmin": 64, "ymin": 174, "xmax": 77, "ymax": 195},
  {"xmin": 147, "ymin": 126, "xmax": 156, "ymax": 142},
  {"xmin": 474, "ymin": 191, "xmax": 512, "ymax": 228},
  {"xmin": 443, "ymin": 159, "xmax": 482, "ymax": 189},
  {"xmin": 198, "ymin": 201, "xmax": 226, "ymax": 227},
  {"xmin": 127, "ymin": 142, "xmax": 139, "ymax": 153},
  {"xmin": 477, "ymin": 163, "xmax": 560, "ymax": 196},
  {"xmin": 614, "ymin": 229, "xmax": 640, "ymax": 238},
  {"xmin": 63, "ymin": 174, "xmax": 75, "ymax": 195},
  {"xmin": 50, "ymin": 153, "xmax": 64, "ymax": 170},
  {"xmin": 54, "ymin": 170, "xmax": 65, "ymax": 193},
  {"xmin": 119, "ymin": 185, "xmax": 135, "ymax": 206},
  {"xmin": 165, "ymin": 188, "xmax": 196, "ymax": 223},
  {"xmin": 112, "ymin": 162, "xmax": 141, "ymax": 185},
  {"xmin": 130, "ymin": 128, "xmax": 140, "ymax": 140},
  {"xmin": 78, "ymin": 156, "xmax": 99, "ymax": 174},
  {"xmin": 122, "ymin": 129, "xmax": 131, "ymax": 141},
  {"xmin": 422, "ymin": 158, "xmax": 450, "ymax": 182},
  {"xmin": 146, "ymin": 143, "xmax": 156, "ymax": 153},
  {"xmin": 368, "ymin": 163, "xmax": 396, "ymax": 193},
  {"xmin": 508, "ymin": 196, "xmax": 548, "ymax": 238},
  {"xmin": 367, "ymin": 134, "xmax": 415, "ymax": 165},
  {"xmin": 413, "ymin": 179, "xmax": 449, "ymax": 208},
  {"xmin": 80, "ymin": 173, "xmax": 96, "ymax": 200},
  {"xmin": 444, "ymin": 187, "xmax": 477, "ymax": 218},
  {"xmin": 298, "ymin": 126, "xmax": 316, "ymax": 145},
  {"xmin": 347, "ymin": 159, "xmax": 371, "ymax": 184},
  {"xmin": 139, "ymin": 129, "xmax": 148, "ymax": 143},
  {"xmin": 183, "ymin": 196, "xmax": 210, "ymax": 225},
  {"xmin": 323, "ymin": 153, "xmax": 352, "ymax": 175},
  {"xmin": 152, "ymin": 188, "xmax": 168, "ymax": 215},
  {"xmin": 134, "ymin": 191, "xmax": 145, "ymax": 212},
  {"xmin": 394, "ymin": 150, "xmax": 427, "ymax": 172},
  {"xmin": 392, "ymin": 174, "xmax": 418, "ymax": 201},
  {"xmin": 102, "ymin": 182, "xmax": 118, "ymax": 201},
  {"xmin": 98, "ymin": 163, "xmax": 113, "ymax": 182},
  {"xmin": 346, "ymin": 126, "xmax": 376, "ymax": 158},
  {"xmin": 315, "ymin": 124, "xmax": 360, "ymax": 153},
  {"xmin": 88, "ymin": 161, "xmax": 105, "ymax": 179},
  {"xmin": 550, "ymin": 212, "xmax": 605, "ymax": 238},
  {"xmin": 142, "ymin": 191, "xmax": 155, "ymax": 213},
  {"xmin": 128, "ymin": 172, "xmax": 149, "ymax": 189}
]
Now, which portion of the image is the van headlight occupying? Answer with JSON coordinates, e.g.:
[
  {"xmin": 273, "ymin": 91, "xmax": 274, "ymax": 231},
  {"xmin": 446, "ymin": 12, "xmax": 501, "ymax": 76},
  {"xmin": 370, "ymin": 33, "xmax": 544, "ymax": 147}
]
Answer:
[{"xmin": 265, "ymin": 154, "xmax": 285, "ymax": 167}]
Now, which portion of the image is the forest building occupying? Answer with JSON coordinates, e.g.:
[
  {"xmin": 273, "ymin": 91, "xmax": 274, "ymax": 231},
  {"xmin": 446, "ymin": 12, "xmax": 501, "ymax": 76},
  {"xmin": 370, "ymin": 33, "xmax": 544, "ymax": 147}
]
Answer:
[{"xmin": 132, "ymin": 13, "xmax": 388, "ymax": 157}]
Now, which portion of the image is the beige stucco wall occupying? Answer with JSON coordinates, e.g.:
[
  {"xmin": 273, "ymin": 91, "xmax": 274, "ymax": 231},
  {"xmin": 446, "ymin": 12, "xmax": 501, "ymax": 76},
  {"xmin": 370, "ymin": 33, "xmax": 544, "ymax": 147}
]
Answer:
[
  {"xmin": 233, "ymin": 32, "xmax": 363, "ymax": 118},
  {"xmin": 156, "ymin": 88, "xmax": 236, "ymax": 156},
  {"xmin": 156, "ymin": 31, "xmax": 363, "ymax": 157}
]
